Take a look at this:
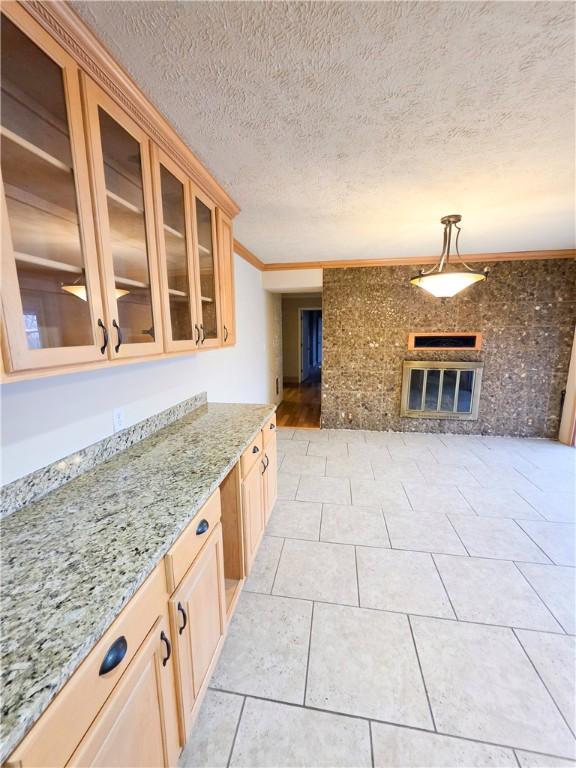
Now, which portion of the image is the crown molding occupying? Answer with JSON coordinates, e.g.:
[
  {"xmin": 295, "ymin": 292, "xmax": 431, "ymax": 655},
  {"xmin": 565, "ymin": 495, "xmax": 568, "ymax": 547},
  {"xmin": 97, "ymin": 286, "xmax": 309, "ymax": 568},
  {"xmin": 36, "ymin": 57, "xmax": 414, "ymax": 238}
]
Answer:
[
  {"xmin": 233, "ymin": 239, "xmax": 266, "ymax": 270},
  {"xmin": 20, "ymin": 0, "xmax": 240, "ymax": 218},
  {"xmin": 242, "ymin": 248, "xmax": 574, "ymax": 271}
]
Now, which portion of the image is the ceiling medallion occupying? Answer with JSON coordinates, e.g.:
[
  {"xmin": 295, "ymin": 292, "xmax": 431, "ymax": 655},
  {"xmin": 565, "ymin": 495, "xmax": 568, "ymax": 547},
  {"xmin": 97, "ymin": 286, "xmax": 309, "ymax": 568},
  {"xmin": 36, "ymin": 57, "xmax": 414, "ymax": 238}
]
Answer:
[{"xmin": 410, "ymin": 215, "xmax": 489, "ymax": 298}]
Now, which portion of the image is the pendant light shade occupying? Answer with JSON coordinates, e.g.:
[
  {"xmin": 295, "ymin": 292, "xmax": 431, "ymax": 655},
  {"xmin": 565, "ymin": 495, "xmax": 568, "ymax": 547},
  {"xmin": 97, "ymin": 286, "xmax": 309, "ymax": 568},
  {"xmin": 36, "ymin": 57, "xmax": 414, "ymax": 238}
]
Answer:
[
  {"xmin": 410, "ymin": 215, "xmax": 488, "ymax": 298},
  {"xmin": 62, "ymin": 283, "xmax": 129, "ymax": 301}
]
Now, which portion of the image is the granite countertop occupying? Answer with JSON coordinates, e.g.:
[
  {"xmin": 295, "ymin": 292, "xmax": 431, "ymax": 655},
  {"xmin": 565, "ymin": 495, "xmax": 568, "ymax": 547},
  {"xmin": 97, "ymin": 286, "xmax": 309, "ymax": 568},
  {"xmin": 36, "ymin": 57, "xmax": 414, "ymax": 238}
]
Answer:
[{"xmin": 0, "ymin": 402, "xmax": 275, "ymax": 762}]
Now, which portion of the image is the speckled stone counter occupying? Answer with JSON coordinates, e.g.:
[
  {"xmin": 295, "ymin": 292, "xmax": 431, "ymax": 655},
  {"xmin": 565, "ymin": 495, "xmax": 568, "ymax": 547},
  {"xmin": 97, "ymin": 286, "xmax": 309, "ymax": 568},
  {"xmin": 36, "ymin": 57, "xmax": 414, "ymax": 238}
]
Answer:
[{"xmin": 0, "ymin": 401, "xmax": 274, "ymax": 763}]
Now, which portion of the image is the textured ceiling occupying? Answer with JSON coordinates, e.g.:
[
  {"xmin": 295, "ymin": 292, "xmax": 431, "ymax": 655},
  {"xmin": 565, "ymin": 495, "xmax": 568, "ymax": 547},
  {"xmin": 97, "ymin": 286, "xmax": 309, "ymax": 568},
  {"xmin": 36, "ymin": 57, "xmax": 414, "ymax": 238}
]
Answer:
[{"xmin": 73, "ymin": 1, "xmax": 575, "ymax": 264}]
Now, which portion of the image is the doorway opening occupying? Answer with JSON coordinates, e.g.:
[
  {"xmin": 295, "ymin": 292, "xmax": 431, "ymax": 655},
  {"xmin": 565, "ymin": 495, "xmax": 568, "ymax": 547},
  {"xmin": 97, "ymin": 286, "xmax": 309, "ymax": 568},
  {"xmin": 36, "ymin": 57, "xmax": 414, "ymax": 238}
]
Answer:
[{"xmin": 277, "ymin": 294, "xmax": 322, "ymax": 428}]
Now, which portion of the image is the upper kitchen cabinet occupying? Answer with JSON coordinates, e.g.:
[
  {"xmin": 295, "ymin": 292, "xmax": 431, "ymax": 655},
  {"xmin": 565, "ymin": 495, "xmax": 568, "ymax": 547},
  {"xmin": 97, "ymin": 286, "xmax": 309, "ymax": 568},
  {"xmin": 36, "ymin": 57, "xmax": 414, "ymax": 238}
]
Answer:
[
  {"xmin": 192, "ymin": 188, "xmax": 221, "ymax": 348},
  {"xmin": 217, "ymin": 209, "xmax": 236, "ymax": 346},
  {"xmin": 82, "ymin": 77, "xmax": 163, "ymax": 359},
  {"xmin": 151, "ymin": 146, "xmax": 199, "ymax": 353},
  {"xmin": 0, "ymin": 6, "xmax": 106, "ymax": 372}
]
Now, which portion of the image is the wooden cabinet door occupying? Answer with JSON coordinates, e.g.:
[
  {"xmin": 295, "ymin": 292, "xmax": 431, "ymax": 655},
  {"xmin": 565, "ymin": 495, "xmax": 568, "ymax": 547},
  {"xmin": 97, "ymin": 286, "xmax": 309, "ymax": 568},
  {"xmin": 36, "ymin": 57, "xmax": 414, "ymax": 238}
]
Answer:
[
  {"xmin": 190, "ymin": 185, "xmax": 221, "ymax": 349},
  {"xmin": 0, "ymin": 6, "xmax": 107, "ymax": 372},
  {"xmin": 151, "ymin": 146, "xmax": 199, "ymax": 353},
  {"xmin": 67, "ymin": 615, "xmax": 180, "ymax": 768},
  {"xmin": 263, "ymin": 432, "xmax": 278, "ymax": 523},
  {"xmin": 169, "ymin": 523, "xmax": 226, "ymax": 742},
  {"xmin": 81, "ymin": 76, "xmax": 164, "ymax": 359},
  {"xmin": 241, "ymin": 459, "xmax": 265, "ymax": 575},
  {"xmin": 216, "ymin": 209, "xmax": 235, "ymax": 346}
]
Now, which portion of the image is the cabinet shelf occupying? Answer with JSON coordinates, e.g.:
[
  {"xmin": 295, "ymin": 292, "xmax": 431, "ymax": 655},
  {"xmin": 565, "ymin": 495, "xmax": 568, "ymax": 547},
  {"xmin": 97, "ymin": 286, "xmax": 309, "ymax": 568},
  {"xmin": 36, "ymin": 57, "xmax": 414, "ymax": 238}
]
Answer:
[
  {"xmin": 197, "ymin": 243, "xmax": 211, "ymax": 256},
  {"xmin": 167, "ymin": 288, "xmax": 187, "ymax": 297},
  {"xmin": 1, "ymin": 125, "xmax": 71, "ymax": 174},
  {"xmin": 106, "ymin": 189, "xmax": 143, "ymax": 215},
  {"xmin": 201, "ymin": 296, "xmax": 214, "ymax": 303},
  {"xmin": 15, "ymin": 251, "xmax": 83, "ymax": 274}
]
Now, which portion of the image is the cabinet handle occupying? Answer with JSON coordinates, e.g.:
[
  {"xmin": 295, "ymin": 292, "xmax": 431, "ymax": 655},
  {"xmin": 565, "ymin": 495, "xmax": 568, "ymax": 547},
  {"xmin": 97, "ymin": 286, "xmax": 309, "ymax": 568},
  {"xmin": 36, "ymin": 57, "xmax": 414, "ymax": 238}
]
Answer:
[
  {"xmin": 200, "ymin": 324, "xmax": 205, "ymax": 344},
  {"xmin": 261, "ymin": 459, "xmax": 266, "ymax": 475},
  {"xmin": 177, "ymin": 602, "xmax": 187, "ymax": 635},
  {"xmin": 112, "ymin": 319, "xmax": 122, "ymax": 352},
  {"xmin": 160, "ymin": 631, "xmax": 171, "ymax": 666},
  {"xmin": 196, "ymin": 518, "xmax": 209, "ymax": 535},
  {"xmin": 99, "ymin": 636, "xmax": 128, "ymax": 675},
  {"xmin": 194, "ymin": 324, "xmax": 201, "ymax": 344},
  {"xmin": 98, "ymin": 319, "xmax": 108, "ymax": 355},
  {"xmin": 224, "ymin": 325, "xmax": 229, "ymax": 342},
  {"xmin": 265, "ymin": 454, "xmax": 270, "ymax": 469},
  {"xmin": 270, "ymin": 423, "xmax": 275, "ymax": 430},
  {"xmin": 252, "ymin": 445, "xmax": 259, "ymax": 454}
]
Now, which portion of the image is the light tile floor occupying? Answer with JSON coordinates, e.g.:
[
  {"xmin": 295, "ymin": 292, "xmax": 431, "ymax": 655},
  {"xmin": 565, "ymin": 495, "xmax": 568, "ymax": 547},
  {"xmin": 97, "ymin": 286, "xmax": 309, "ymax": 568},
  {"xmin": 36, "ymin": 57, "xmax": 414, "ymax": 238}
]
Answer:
[{"xmin": 181, "ymin": 430, "xmax": 576, "ymax": 768}]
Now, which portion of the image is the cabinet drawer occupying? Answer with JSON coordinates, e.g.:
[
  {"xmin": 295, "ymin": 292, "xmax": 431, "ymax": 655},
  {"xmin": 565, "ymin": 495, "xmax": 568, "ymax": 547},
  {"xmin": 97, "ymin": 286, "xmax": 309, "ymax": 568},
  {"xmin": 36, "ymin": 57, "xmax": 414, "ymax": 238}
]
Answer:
[
  {"xmin": 164, "ymin": 489, "xmax": 221, "ymax": 593},
  {"xmin": 7, "ymin": 565, "xmax": 166, "ymax": 768},
  {"xmin": 240, "ymin": 432, "xmax": 263, "ymax": 478},
  {"xmin": 262, "ymin": 414, "xmax": 277, "ymax": 446}
]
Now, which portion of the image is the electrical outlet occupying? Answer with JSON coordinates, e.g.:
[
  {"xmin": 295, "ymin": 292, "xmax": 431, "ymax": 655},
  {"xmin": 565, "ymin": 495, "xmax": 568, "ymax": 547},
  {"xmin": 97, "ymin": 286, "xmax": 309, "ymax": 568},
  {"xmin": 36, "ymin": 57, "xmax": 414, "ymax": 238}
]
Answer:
[{"xmin": 112, "ymin": 407, "xmax": 125, "ymax": 433}]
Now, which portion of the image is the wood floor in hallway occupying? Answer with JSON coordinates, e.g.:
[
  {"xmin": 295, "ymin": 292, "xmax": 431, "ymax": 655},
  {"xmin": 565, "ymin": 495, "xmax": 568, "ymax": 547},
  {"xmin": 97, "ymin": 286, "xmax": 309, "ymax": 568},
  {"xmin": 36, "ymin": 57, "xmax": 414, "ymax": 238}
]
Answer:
[{"xmin": 277, "ymin": 373, "xmax": 321, "ymax": 428}]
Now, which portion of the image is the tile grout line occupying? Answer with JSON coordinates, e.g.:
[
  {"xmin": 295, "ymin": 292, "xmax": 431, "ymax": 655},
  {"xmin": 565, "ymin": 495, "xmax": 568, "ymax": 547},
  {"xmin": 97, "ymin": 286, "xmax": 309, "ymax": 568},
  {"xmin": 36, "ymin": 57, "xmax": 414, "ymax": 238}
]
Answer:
[
  {"xmin": 511, "ymin": 518, "xmax": 555, "ymax": 565},
  {"xmin": 302, "ymin": 601, "xmax": 315, "ymax": 706},
  {"xmin": 430, "ymin": 553, "xmax": 458, "ymax": 620},
  {"xmin": 511, "ymin": 627, "xmax": 576, "ymax": 739},
  {"xmin": 380, "ymin": 508, "xmax": 393, "ymax": 549},
  {"xmin": 444, "ymin": 514, "xmax": 472, "ymax": 557},
  {"xmin": 511, "ymin": 560, "xmax": 566, "ymax": 633},
  {"xmin": 209, "ymin": 686, "xmax": 576, "ymax": 764},
  {"xmin": 353, "ymin": 546, "xmax": 361, "ymax": 606},
  {"xmin": 269, "ymin": 537, "xmax": 287, "ymax": 594},
  {"xmin": 407, "ymin": 614, "xmax": 437, "ymax": 732},
  {"xmin": 368, "ymin": 719, "xmax": 375, "ymax": 768},
  {"xmin": 512, "ymin": 749, "xmax": 522, "ymax": 768},
  {"xmin": 225, "ymin": 695, "xmax": 246, "ymax": 768}
]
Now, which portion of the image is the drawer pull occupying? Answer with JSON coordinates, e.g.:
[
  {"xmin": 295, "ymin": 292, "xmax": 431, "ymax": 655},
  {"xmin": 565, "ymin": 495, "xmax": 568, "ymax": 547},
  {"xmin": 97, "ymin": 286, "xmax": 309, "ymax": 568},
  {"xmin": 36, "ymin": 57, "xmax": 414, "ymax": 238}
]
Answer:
[
  {"xmin": 270, "ymin": 423, "xmax": 275, "ymax": 430},
  {"xmin": 160, "ymin": 631, "xmax": 171, "ymax": 666},
  {"xmin": 177, "ymin": 602, "xmax": 187, "ymax": 635},
  {"xmin": 196, "ymin": 518, "xmax": 209, "ymax": 535},
  {"xmin": 265, "ymin": 455, "xmax": 270, "ymax": 469},
  {"xmin": 252, "ymin": 445, "xmax": 260, "ymax": 454},
  {"xmin": 261, "ymin": 459, "xmax": 266, "ymax": 475},
  {"xmin": 99, "ymin": 636, "xmax": 128, "ymax": 676}
]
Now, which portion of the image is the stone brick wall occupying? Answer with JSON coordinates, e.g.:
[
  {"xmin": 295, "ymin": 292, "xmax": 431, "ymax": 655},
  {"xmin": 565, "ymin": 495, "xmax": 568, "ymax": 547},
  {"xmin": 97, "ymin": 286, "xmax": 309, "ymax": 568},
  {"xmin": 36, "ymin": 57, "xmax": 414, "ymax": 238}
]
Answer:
[{"xmin": 321, "ymin": 260, "xmax": 576, "ymax": 437}]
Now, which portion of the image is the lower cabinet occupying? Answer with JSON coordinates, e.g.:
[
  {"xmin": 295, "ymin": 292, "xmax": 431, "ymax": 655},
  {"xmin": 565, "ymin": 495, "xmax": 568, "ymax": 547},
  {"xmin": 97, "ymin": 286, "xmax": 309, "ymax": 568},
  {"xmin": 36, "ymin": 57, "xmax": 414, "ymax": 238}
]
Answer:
[
  {"xmin": 169, "ymin": 523, "xmax": 226, "ymax": 742},
  {"xmin": 5, "ymin": 416, "xmax": 277, "ymax": 768},
  {"xmin": 68, "ymin": 615, "xmax": 180, "ymax": 768},
  {"xmin": 262, "ymin": 431, "xmax": 278, "ymax": 523},
  {"xmin": 241, "ymin": 457, "xmax": 265, "ymax": 575}
]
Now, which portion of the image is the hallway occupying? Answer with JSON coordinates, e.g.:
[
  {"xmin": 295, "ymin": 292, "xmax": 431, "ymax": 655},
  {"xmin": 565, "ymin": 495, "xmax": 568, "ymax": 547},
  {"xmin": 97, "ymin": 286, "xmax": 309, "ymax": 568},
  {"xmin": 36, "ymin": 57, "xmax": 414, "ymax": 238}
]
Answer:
[{"xmin": 277, "ymin": 371, "xmax": 321, "ymax": 428}]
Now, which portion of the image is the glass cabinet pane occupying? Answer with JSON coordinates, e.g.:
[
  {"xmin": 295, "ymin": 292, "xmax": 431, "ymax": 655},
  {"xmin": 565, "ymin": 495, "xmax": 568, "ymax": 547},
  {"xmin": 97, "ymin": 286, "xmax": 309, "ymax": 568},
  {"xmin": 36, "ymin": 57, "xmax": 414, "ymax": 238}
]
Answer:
[
  {"xmin": 98, "ymin": 108, "xmax": 155, "ymax": 344},
  {"xmin": 195, "ymin": 198, "xmax": 218, "ymax": 340},
  {"xmin": 1, "ymin": 16, "xmax": 93, "ymax": 349},
  {"xmin": 159, "ymin": 165, "xmax": 192, "ymax": 341}
]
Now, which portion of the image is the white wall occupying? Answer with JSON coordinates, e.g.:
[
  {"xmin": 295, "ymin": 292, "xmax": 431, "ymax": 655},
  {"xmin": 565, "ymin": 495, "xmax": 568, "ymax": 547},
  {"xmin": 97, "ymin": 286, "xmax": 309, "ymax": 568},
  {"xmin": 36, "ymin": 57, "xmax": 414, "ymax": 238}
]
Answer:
[
  {"xmin": 1, "ymin": 254, "xmax": 282, "ymax": 484},
  {"xmin": 263, "ymin": 269, "xmax": 322, "ymax": 293}
]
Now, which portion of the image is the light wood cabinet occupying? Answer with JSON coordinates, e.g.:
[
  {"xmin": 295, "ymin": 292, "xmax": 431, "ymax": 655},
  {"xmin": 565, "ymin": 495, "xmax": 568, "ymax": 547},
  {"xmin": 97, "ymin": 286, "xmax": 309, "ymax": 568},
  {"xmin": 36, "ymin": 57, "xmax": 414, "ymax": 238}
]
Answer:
[
  {"xmin": 0, "ymin": 3, "xmax": 237, "ymax": 381},
  {"xmin": 262, "ymin": 431, "xmax": 278, "ymax": 523},
  {"xmin": 192, "ymin": 187, "xmax": 221, "ymax": 348},
  {"xmin": 169, "ymin": 523, "xmax": 226, "ymax": 742},
  {"xmin": 151, "ymin": 146, "xmax": 199, "ymax": 353},
  {"xmin": 82, "ymin": 76, "xmax": 164, "ymax": 359},
  {"xmin": 4, "ymin": 418, "xmax": 277, "ymax": 766},
  {"xmin": 0, "ymin": 4, "xmax": 106, "ymax": 372},
  {"xmin": 217, "ymin": 209, "xmax": 235, "ymax": 346},
  {"xmin": 68, "ymin": 614, "xmax": 180, "ymax": 768},
  {"xmin": 241, "ymin": 458, "xmax": 266, "ymax": 575}
]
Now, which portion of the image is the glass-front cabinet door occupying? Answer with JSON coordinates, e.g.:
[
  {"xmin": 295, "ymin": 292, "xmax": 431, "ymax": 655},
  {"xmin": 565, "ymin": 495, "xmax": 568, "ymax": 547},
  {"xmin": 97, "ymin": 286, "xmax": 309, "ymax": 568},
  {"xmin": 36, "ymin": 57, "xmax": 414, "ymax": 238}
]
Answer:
[
  {"xmin": 192, "ymin": 187, "xmax": 221, "ymax": 348},
  {"xmin": 0, "ymin": 7, "xmax": 107, "ymax": 371},
  {"xmin": 82, "ymin": 77, "xmax": 163, "ymax": 359},
  {"xmin": 151, "ymin": 147, "xmax": 198, "ymax": 352}
]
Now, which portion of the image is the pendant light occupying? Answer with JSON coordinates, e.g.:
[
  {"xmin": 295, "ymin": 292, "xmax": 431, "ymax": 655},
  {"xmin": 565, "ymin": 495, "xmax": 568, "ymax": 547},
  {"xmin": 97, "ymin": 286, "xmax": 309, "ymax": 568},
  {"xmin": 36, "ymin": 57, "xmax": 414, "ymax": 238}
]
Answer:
[
  {"xmin": 410, "ymin": 215, "xmax": 488, "ymax": 298},
  {"xmin": 62, "ymin": 278, "xmax": 129, "ymax": 301}
]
